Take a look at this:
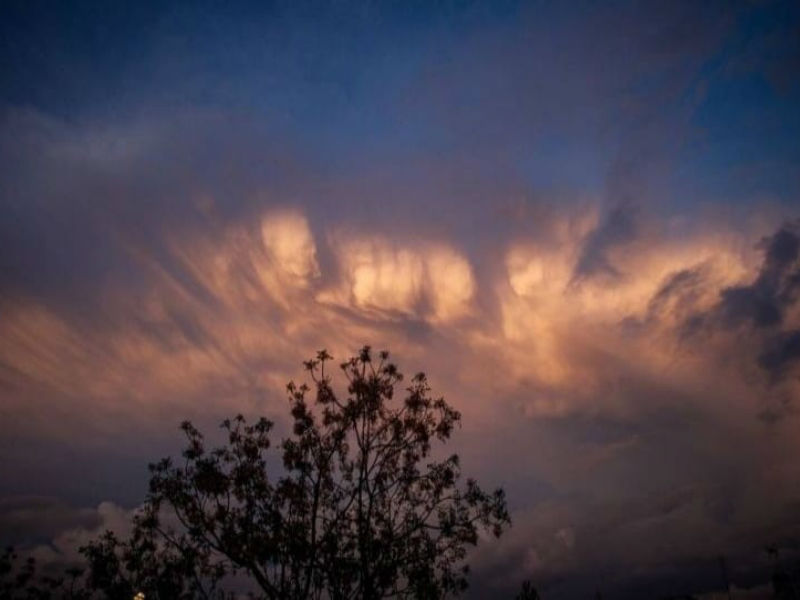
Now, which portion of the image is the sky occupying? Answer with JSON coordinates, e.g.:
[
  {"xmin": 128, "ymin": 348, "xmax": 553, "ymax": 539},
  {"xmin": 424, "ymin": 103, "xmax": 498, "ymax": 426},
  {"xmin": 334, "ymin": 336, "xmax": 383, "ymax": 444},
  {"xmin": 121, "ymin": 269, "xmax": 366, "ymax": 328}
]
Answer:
[{"xmin": 1, "ymin": 0, "xmax": 800, "ymax": 597}]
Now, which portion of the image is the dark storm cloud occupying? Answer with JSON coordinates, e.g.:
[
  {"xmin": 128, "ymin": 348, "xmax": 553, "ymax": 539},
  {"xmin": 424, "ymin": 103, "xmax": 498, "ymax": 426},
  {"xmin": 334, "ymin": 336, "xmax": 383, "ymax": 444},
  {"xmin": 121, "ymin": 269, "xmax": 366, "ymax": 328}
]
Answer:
[
  {"xmin": 679, "ymin": 222, "xmax": 800, "ymax": 384},
  {"xmin": 720, "ymin": 223, "xmax": 800, "ymax": 328},
  {"xmin": 758, "ymin": 329, "xmax": 800, "ymax": 376}
]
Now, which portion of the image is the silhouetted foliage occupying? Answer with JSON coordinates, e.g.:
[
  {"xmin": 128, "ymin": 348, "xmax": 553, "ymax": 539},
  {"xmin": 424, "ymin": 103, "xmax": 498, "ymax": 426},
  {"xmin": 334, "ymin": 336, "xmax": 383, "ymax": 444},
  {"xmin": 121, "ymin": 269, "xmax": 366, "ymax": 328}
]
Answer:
[
  {"xmin": 0, "ymin": 547, "xmax": 87, "ymax": 600},
  {"xmin": 79, "ymin": 527, "xmax": 229, "ymax": 599},
  {"xmin": 73, "ymin": 346, "xmax": 510, "ymax": 599},
  {"xmin": 767, "ymin": 546, "xmax": 800, "ymax": 600},
  {"xmin": 515, "ymin": 580, "xmax": 541, "ymax": 600}
]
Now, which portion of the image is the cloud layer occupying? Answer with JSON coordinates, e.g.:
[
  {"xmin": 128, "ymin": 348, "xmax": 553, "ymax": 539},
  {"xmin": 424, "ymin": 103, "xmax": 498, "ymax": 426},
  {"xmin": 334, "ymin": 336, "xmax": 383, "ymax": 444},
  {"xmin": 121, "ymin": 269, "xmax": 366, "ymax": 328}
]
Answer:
[{"xmin": 1, "ymin": 133, "xmax": 798, "ymax": 595}]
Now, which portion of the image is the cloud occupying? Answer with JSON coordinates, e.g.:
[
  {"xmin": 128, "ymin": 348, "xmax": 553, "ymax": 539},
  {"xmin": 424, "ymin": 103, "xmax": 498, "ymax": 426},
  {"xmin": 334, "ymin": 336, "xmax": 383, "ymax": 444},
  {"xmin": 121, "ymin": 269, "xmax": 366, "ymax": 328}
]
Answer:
[
  {"xmin": 675, "ymin": 221, "xmax": 800, "ymax": 396},
  {"xmin": 318, "ymin": 235, "xmax": 475, "ymax": 323},
  {"xmin": 719, "ymin": 223, "xmax": 800, "ymax": 328},
  {"xmin": 260, "ymin": 210, "xmax": 320, "ymax": 285},
  {"xmin": 1, "ymin": 3, "xmax": 799, "ymax": 595},
  {"xmin": 573, "ymin": 205, "xmax": 638, "ymax": 280},
  {"xmin": 1, "ymin": 169, "xmax": 798, "ymax": 598},
  {"xmin": 5, "ymin": 194, "xmax": 797, "ymax": 599},
  {"xmin": 0, "ymin": 496, "xmax": 135, "ymax": 570},
  {"xmin": 0, "ymin": 497, "xmax": 102, "ymax": 547}
]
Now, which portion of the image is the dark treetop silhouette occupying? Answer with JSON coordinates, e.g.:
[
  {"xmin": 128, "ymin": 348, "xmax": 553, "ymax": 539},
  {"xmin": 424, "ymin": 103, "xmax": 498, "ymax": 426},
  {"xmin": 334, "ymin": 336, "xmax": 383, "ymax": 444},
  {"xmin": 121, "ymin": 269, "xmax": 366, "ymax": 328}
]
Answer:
[{"xmin": 2, "ymin": 347, "xmax": 510, "ymax": 599}]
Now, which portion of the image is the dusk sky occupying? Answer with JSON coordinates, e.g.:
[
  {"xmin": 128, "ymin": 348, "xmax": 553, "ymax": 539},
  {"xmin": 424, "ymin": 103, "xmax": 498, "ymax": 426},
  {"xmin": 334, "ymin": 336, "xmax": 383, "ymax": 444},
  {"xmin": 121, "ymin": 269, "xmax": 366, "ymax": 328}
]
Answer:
[{"xmin": 1, "ymin": 1, "xmax": 800, "ymax": 598}]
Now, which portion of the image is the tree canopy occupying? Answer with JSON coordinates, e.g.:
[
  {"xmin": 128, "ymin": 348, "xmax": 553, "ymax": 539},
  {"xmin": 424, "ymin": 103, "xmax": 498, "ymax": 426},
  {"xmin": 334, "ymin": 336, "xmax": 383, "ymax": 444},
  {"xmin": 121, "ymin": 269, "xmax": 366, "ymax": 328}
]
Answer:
[{"xmin": 3, "ymin": 346, "xmax": 511, "ymax": 599}]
